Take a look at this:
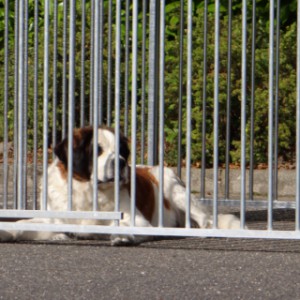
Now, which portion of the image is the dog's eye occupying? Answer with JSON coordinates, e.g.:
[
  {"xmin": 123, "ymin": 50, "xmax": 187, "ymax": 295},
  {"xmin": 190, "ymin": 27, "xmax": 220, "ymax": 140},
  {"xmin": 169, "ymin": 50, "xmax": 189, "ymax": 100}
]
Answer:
[{"xmin": 97, "ymin": 145, "xmax": 103, "ymax": 156}]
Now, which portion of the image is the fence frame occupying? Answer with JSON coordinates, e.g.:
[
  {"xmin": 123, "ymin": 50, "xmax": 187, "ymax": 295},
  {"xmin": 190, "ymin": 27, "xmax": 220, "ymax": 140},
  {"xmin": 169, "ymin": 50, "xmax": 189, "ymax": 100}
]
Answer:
[{"xmin": 0, "ymin": 0, "xmax": 300, "ymax": 241}]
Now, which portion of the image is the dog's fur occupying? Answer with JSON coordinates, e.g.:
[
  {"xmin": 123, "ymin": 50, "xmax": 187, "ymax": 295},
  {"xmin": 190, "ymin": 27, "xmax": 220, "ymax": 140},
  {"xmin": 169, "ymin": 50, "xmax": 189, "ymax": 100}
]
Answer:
[{"xmin": 0, "ymin": 127, "xmax": 243, "ymax": 245}]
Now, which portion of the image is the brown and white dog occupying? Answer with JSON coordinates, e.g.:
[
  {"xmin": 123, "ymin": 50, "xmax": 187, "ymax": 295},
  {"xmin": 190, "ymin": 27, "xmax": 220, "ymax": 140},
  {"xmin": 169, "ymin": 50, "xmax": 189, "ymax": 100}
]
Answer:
[{"xmin": 0, "ymin": 126, "xmax": 242, "ymax": 245}]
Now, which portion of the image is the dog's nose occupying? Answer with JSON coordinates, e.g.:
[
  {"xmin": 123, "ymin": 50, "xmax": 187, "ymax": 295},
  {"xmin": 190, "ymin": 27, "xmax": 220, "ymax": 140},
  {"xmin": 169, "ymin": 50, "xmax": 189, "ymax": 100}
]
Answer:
[{"xmin": 112, "ymin": 158, "xmax": 126, "ymax": 171}]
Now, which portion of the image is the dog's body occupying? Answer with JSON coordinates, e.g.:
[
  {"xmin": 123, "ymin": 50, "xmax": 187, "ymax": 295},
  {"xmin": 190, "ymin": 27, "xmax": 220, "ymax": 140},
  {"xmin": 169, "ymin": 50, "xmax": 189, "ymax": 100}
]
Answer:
[{"xmin": 0, "ymin": 127, "xmax": 242, "ymax": 245}]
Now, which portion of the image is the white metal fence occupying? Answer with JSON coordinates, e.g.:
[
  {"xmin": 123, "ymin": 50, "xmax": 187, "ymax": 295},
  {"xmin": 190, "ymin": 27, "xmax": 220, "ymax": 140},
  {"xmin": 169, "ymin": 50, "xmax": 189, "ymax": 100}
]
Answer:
[{"xmin": 0, "ymin": 0, "xmax": 300, "ymax": 240}]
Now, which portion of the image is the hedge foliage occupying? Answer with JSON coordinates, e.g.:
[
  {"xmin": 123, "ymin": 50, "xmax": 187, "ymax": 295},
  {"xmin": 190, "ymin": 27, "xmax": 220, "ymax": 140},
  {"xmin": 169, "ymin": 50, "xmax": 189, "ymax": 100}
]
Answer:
[{"xmin": 0, "ymin": 0, "xmax": 298, "ymax": 167}]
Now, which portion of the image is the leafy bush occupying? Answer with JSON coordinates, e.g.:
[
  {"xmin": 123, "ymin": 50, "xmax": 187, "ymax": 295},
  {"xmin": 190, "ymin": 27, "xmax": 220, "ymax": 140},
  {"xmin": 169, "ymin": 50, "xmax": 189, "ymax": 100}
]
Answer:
[{"xmin": 0, "ymin": 0, "xmax": 297, "ymax": 167}]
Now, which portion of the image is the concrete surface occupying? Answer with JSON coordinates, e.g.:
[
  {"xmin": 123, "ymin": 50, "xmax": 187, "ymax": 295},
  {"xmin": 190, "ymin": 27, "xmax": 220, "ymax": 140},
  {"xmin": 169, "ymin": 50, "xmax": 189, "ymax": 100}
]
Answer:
[
  {"xmin": 176, "ymin": 167, "xmax": 296, "ymax": 200},
  {"xmin": 0, "ymin": 165, "xmax": 298, "ymax": 203}
]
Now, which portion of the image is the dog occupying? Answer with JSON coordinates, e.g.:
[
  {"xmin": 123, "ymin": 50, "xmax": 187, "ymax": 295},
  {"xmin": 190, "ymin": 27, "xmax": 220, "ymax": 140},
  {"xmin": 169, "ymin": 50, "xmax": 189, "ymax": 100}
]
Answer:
[{"xmin": 0, "ymin": 126, "xmax": 243, "ymax": 245}]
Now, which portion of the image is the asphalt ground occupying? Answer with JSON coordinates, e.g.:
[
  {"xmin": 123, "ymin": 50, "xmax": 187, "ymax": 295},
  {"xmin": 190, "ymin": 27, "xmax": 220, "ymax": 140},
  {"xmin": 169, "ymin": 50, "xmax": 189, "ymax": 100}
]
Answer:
[
  {"xmin": 1, "ymin": 237, "xmax": 300, "ymax": 300},
  {"xmin": 1, "ymin": 209, "xmax": 300, "ymax": 300}
]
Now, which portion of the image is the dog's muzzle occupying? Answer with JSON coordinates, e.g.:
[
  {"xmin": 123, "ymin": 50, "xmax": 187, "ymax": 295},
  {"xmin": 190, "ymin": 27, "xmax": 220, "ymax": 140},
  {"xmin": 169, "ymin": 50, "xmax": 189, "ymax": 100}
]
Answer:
[{"xmin": 97, "ymin": 157, "xmax": 128, "ymax": 185}]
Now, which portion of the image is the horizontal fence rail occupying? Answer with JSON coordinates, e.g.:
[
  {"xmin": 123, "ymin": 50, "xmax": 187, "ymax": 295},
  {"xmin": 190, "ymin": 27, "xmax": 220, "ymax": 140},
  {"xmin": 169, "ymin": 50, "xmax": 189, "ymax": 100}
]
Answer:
[{"xmin": 0, "ymin": 0, "xmax": 299, "ymax": 241}]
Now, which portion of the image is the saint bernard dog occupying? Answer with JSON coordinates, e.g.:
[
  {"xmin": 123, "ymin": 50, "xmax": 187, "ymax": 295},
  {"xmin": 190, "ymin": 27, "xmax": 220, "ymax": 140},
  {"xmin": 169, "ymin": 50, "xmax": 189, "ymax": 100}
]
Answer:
[{"xmin": 0, "ymin": 126, "xmax": 243, "ymax": 245}]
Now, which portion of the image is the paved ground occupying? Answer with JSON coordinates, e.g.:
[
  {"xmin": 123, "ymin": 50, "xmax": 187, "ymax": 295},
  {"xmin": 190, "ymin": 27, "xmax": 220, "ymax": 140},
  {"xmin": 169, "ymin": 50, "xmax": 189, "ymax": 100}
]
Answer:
[
  {"xmin": 1, "ymin": 237, "xmax": 300, "ymax": 300},
  {"xmin": 0, "ymin": 163, "xmax": 300, "ymax": 299},
  {"xmin": 1, "ymin": 233, "xmax": 300, "ymax": 299},
  {"xmin": 0, "ymin": 209, "xmax": 299, "ymax": 299}
]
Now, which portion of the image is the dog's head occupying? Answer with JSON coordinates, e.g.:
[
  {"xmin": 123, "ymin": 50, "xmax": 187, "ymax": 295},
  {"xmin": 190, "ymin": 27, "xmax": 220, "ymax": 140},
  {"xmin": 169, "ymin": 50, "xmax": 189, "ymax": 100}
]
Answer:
[{"xmin": 54, "ymin": 127, "xmax": 130, "ymax": 187}]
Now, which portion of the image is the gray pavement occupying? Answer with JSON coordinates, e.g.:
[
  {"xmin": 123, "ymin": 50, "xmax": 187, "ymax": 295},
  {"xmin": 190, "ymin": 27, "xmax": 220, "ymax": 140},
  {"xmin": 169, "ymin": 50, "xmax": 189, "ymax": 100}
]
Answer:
[
  {"xmin": 1, "ymin": 237, "xmax": 300, "ymax": 300},
  {"xmin": 0, "ymin": 166, "xmax": 300, "ymax": 299}
]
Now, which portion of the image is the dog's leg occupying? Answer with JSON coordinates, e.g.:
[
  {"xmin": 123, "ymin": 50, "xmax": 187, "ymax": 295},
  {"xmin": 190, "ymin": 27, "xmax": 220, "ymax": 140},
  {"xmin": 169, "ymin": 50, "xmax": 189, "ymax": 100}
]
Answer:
[
  {"xmin": 0, "ymin": 218, "xmax": 71, "ymax": 242},
  {"xmin": 158, "ymin": 167, "xmax": 211, "ymax": 228},
  {"xmin": 156, "ymin": 167, "xmax": 244, "ymax": 229},
  {"xmin": 171, "ymin": 182, "xmax": 244, "ymax": 229},
  {"xmin": 216, "ymin": 214, "xmax": 244, "ymax": 229},
  {"xmin": 110, "ymin": 210, "xmax": 152, "ymax": 246}
]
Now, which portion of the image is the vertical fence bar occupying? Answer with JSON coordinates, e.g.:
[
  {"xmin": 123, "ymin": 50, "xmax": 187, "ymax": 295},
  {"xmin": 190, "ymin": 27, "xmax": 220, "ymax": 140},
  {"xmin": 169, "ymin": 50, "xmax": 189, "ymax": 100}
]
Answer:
[
  {"xmin": 124, "ymin": 0, "xmax": 130, "ymax": 136},
  {"xmin": 177, "ymin": 0, "xmax": 184, "ymax": 179},
  {"xmin": 200, "ymin": 0, "xmax": 208, "ymax": 200},
  {"xmin": 273, "ymin": 0, "xmax": 280, "ymax": 201},
  {"xmin": 13, "ymin": 0, "xmax": 19, "ymax": 209},
  {"xmin": 52, "ymin": 0, "xmax": 58, "ymax": 160},
  {"xmin": 17, "ymin": 0, "xmax": 24, "ymax": 210},
  {"xmin": 154, "ymin": 2, "xmax": 160, "ymax": 165},
  {"xmin": 131, "ymin": 0, "xmax": 138, "ymax": 226},
  {"xmin": 296, "ymin": 0, "xmax": 300, "ymax": 231},
  {"xmin": 240, "ymin": 0, "xmax": 247, "ymax": 228},
  {"xmin": 158, "ymin": 0, "xmax": 165, "ymax": 227},
  {"xmin": 148, "ymin": 0, "xmax": 158, "ymax": 166},
  {"xmin": 107, "ymin": 0, "xmax": 113, "ymax": 126},
  {"xmin": 62, "ymin": 0, "xmax": 68, "ymax": 139},
  {"xmin": 249, "ymin": 0, "xmax": 256, "ymax": 201},
  {"xmin": 42, "ymin": 0, "xmax": 50, "ymax": 210},
  {"xmin": 140, "ymin": 0, "xmax": 147, "ymax": 165},
  {"xmin": 98, "ymin": 0, "xmax": 104, "ymax": 125},
  {"xmin": 80, "ymin": 0, "xmax": 86, "ymax": 127},
  {"xmin": 93, "ymin": 0, "xmax": 100, "ymax": 211},
  {"xmin": 22, "ymin": 0, "xmax": 28, "ymax": 209},
  {"xmin": 114, "ymin": 0, "xmax": 121, "ymax": 224},
  {"xmin": 185, "ymin": 0, "xmax": 192, "ymax": 228},
  {"xmin": 268, "ymin": 0, "xmax": 275, "ymax": 230},
  {"xmin": 33, "ymin": 0, "xmax": 39, "ymax": 209},
  {"xmin": 213, "ymin": 0, "xmax": 220, "ymax": 228},
  {"xmin": 67, "ymin": 0, "xmax": 76, "ymax": 210},
  {"xmin": 225, "ymin": 0, "xmax": 232, "ymax": 200},
  {"xmin": 3, "ymin": 0, "xmax": 9, "ymax": 208},
  {"xmin": 89, "ymin": 0, "xmax": 94, "ymax": 125}
]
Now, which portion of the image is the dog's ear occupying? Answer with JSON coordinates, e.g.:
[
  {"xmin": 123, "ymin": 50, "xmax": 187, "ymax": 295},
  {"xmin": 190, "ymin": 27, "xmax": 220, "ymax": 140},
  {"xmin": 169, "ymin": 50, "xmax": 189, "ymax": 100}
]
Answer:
[
  {"xmin": 73, "ymin": 128, "xmax": 94, "ymax": 180},
  {"xmin": 54, "ymin": 138, "xmax": 68, "ymax": 165},
  {"xmin": 54, "ymin": 127, "xmax": 94, "ymax": 181},
  {"xmin": 76, "ymin": 127, "xmax": 94, "ymax": 151},
  {"xmin": 120, "ymin": 133, "xmax": 130, "ymax": 162}
]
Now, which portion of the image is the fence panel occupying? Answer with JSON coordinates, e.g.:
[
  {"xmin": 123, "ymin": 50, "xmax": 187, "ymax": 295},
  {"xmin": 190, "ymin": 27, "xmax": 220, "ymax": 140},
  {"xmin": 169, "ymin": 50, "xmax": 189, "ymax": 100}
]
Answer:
[{"xmin": 0, "ymin": 0, "xmax": 299, "ymax": 240}]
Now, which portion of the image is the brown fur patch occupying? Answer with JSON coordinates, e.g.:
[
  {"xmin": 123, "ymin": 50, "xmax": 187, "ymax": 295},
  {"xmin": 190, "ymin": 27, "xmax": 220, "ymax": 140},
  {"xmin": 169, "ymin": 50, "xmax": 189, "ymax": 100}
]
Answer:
[
  {"xmin": 164, "ymin": 198, "xmax": 171, "ymax": 210},
  {"xmin": 72, "ymin": 128, "xmax": 82, "ymax": 146},
  {"xmin": 57, "ymin": 160, "xmax": 89, "ymax": 182},
  {"xmin": 73, "ymin": 173, "xmax": 90, "ymax": 182},
  {"xmin": 72, "ymin": 127, "xmax": 93, "ymax": 148},
  {"xmin": 126, "ymin": 167, "xmax": 157, "ymax": 222},
  {"xmin": 56, "ymin": 127, "xmax": 94, "ymax": 182},
  {"xmin": 57, "ymin": 161, "xmax": 67, "ymax": 180}
]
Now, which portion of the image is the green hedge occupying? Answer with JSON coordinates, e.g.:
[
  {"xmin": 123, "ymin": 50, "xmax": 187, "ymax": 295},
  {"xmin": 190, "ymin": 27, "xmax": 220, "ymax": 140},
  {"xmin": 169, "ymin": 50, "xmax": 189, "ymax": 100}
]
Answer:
[{"xmin": 0, "ymin": 1, "xmax": 297, "ymax": 167}]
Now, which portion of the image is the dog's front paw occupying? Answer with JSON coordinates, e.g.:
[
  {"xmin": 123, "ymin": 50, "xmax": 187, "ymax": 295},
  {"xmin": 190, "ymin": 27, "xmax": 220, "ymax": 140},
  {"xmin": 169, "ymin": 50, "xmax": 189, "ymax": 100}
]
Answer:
[
  {"xmin": 50, "ymin": 233, "xmax": 72, "ymax": 241},
  {"xmin": 110, "ymin": 235, "xmax": 136, "ymax": 246}
]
